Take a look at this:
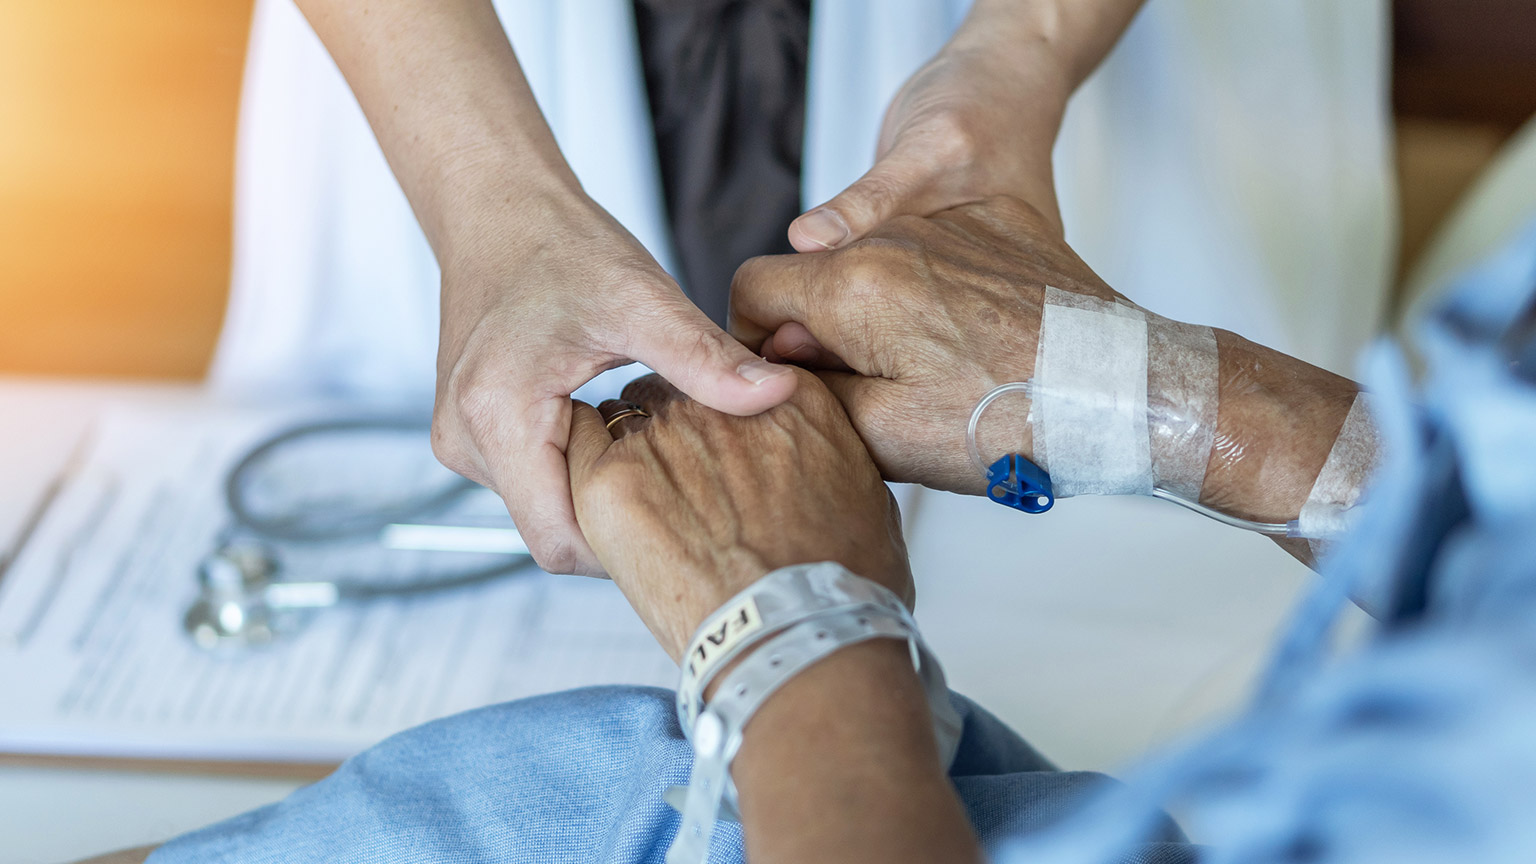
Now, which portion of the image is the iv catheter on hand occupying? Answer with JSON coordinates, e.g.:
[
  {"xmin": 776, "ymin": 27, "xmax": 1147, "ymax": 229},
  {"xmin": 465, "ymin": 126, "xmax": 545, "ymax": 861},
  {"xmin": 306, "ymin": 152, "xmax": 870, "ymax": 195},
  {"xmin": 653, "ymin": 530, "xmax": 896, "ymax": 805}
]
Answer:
[{"xmin": 967, "ymin": 382, "xmax": 1295, "ymax": 536}]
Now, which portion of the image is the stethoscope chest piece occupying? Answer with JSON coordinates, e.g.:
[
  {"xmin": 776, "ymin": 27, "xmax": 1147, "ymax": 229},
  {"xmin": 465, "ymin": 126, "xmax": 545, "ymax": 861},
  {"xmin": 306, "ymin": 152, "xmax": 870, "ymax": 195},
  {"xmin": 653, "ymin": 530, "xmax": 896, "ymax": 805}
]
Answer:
[{"xmin": 184, "ymin": 543, "xmax": 283, "ymax": 652}]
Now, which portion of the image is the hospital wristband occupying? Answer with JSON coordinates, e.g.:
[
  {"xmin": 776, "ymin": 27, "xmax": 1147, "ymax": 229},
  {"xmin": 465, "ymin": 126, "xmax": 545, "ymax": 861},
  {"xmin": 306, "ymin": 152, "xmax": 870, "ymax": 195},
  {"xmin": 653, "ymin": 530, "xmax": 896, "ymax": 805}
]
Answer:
[
  {"xmin": 675, "ymin": 560, "xmax": 912, "ymax": 734},
  {"xmin": 666, "ymin": 602, "xmax": 957, "ymax": 864}
]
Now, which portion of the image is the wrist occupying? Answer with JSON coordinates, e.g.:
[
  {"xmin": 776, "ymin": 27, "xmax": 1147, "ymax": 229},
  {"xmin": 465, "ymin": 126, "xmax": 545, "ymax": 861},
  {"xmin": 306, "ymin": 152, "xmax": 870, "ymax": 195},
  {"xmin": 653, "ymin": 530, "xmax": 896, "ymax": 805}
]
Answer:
[
  {"xmin": 953, "ymin": 0, "xmax": 1096, "ymax": 96},
  {"xmin": 1199, "ymin": 330, "xmax": 1364, "ymax": 523},
  {"xmin": 435, "ymin": 168, "xmax": 590, "ymax": 272},
  {"xmin": 688, "ymin": 556, "xmax": 912, "ymax": 680},
  {"xmin": 734, "ymin": 639, "xmax": 941, "ymax": 776},
  {"xmin": 670, "ymin": 564, "xmax": 973, "ymax": 863},
  {"xmin": 732, "ymin": 640, "xmax": 978, "ymax": 863}
]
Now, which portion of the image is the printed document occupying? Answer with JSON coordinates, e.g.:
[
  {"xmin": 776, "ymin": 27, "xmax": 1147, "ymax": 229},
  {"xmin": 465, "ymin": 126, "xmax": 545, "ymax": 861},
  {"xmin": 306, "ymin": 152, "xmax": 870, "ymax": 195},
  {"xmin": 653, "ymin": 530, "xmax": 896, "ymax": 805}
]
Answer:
[{"xmin": 0, "ymin": 403, "xmax": 675, "ymax": 763}]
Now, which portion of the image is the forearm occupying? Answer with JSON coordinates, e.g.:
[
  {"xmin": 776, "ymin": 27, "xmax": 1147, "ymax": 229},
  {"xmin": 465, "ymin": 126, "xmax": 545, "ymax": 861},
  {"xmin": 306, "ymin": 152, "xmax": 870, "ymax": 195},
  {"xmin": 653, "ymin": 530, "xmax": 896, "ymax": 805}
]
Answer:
[
  {"xmin": 292, "ymin": 0, "xmax": 579, "ymax": 261},
  {"xmin": 1191, "ymin": 331, "xmax": 1377, "ymax": 566},
  {"xmin": 976, "ymin": 306, "xmax": 1373, "ymax": 553},
  {"xmin": 959, "ymin": 0, "xmax": 1147, "ymax": 92},
  {"xmin": 903, "ymin": 0, "xmax": 1145, "ymax": 228},
  {"xmin": 731, "ymin": 641, "xmax": 981, "ymax": 864},
  {"xmin": 1201, "ymin": 331, "xmax": 1367, "ymax": 526}
]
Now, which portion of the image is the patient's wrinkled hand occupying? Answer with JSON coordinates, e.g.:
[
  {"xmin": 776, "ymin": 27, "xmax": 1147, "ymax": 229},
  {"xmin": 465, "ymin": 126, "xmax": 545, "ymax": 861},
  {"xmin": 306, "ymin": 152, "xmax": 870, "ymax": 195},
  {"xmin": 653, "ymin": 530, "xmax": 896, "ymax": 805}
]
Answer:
[
  {"xmin": 565, "ymin": 369, "xmax": 911, "ymax": 661},
  {"xmin": 733, "ymin": 197, "xmax": 1117, "ymax": 495},
  {"xmin": 730, "ymin": 196, "xmax": 1362, "ymax": 527}
]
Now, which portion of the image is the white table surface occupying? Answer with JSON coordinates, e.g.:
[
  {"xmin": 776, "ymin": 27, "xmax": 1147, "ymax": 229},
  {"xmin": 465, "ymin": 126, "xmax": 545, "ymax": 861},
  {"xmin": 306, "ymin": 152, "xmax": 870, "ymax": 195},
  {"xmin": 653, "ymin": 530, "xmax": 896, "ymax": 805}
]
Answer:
[
  {"xmin": 0, "ymin": 379, "xmax": 313, "ymax": 864},
  {"xmin": 0, "ymin": 376, "xmax": 1332, "ymax": 863}
]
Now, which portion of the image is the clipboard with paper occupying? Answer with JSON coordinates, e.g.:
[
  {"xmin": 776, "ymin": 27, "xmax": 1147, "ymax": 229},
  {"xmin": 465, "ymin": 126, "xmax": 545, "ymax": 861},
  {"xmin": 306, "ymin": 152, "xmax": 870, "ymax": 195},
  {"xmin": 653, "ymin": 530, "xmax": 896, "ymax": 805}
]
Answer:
[{"xmin": 0, "ymin": 402, "xmax": 674, "ymax": 767}]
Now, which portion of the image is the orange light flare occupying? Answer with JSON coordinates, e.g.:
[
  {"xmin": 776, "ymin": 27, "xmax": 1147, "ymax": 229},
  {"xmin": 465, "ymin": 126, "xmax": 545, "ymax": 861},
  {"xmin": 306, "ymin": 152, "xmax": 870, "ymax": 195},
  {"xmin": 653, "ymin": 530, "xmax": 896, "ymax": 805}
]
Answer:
[{"xmin": 0, "ymin": 1, "xmax": 253, "ymax": 379}]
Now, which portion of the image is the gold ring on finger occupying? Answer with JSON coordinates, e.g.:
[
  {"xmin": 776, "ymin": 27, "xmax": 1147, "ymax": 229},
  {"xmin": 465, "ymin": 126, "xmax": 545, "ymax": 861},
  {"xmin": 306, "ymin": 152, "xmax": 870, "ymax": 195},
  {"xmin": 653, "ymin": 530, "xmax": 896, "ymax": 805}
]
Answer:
[{"xmin": 604, "ymin": 406, "xmax": 651, "ymax": 430}]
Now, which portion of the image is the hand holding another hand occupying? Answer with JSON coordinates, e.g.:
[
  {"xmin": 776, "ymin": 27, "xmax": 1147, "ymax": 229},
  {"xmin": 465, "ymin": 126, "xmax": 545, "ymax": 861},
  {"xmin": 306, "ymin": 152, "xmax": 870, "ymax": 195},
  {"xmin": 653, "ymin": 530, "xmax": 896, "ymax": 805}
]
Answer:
[
  {"xmin": 565, "ymin": 369, "xmax": 911, "ymax": 660},
  {"xmin": 734, "ymin": 196, "xmax": 1363, "ymax": 527},
  {"xmin": 788, "ymin": 21, "xmax": 1069, "ymax": 253},
  {"xmin": 739, "ymin": 197, "xmax": 1119, "ymax": 496},
  {"xmin": 430, "ymin": 195, "xmax": 798, "ymax": 576}
]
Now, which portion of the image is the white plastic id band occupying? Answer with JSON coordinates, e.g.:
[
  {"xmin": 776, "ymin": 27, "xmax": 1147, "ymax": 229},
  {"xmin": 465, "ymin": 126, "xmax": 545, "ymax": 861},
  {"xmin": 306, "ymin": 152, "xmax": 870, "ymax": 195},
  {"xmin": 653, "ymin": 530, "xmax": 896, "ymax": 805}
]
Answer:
[
  {"xmin": 666, "ymin": 608, "xmax": 939, "ymax": 864},
  {"xmin": 1298, "ymin": 393, "xmax": 1380, "ymax": 539},
  {"xmin": 667, "ymin": 710, "xmax": 732, "ymax": 864},
  {"xmin": 692, "ymin": 611, "xmax": 962, "ymax": 778},
  {"xmin": 676, "ymin": 562, "xmax": 911, "ymax": 734},
  {"xmin": 682, "ymin": 596, "xmax": 765, "ymax": 694},
  {"xmin": 1030, "ymin": 287, "xmax": 1154, "ymax": 496}
]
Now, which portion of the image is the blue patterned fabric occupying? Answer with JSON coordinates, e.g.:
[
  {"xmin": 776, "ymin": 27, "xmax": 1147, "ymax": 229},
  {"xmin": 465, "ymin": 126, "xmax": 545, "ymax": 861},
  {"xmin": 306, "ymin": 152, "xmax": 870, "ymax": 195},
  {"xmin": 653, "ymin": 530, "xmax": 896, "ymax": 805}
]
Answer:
[{"xmin": 148, "ymin": 689, "xmax": 1189, "ymax": 863}]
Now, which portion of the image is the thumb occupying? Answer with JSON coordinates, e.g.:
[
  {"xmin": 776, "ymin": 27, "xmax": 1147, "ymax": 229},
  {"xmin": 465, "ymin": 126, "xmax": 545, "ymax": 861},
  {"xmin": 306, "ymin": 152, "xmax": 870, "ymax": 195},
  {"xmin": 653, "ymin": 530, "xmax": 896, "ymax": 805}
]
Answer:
[
  {"xmin": 789, "ymin": 153, "xmax": 933, "ymax": 252},
  {"xmin": 767, "ymin": 322, "xmax": 851, "ymax": 372},
  {"xmin": 627, "ymin": 295, "xmax": 798, "ymax": 416},
  {"xmin": 565, "ymin": 400, "xmax": 613, "ymax": 492}
]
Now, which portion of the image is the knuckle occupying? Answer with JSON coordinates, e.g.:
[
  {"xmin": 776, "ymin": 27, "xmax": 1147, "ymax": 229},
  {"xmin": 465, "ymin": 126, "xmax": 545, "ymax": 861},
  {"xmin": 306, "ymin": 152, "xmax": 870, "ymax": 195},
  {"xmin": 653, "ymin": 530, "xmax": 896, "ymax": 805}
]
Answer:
[
  {"xmin": 428, "ymin": 414, "xmax": 465, "ymax": 471},
  {"xmin": 832, "ymin": 243, "xmax": 886, "ymax": 287},
  {"xmin": 834, "ymin": 239, "xmax": 915, "ymax": 299},
  {"xmin": 577, "ymin": 463, "xmax": 650, "ymax": 525},
  {"xmin": 730, "ymin": 255, "xmax": 774, "ymax": 298},
  {"xmin": 587, "ymin": 462, "xmax": 641, "ymax": 501},
  {"xmin": 443, "ymin": 354, "xmax": 503, "ymax": 431},
  {"xmin": 430, "ymin": 402, "xmax": 483, "ymax": 483},
  {"xmin": 920, "ymin": 107, "xmax": 979, "ymax": 165}
]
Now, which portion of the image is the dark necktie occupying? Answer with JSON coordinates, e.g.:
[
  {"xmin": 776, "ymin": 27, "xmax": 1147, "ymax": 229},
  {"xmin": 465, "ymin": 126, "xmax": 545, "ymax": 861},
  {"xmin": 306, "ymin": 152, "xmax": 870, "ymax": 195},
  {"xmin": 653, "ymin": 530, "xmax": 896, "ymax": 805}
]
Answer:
[{"xmin": 632, "ymin": 0, "xmax": 813, "ymax": 326}]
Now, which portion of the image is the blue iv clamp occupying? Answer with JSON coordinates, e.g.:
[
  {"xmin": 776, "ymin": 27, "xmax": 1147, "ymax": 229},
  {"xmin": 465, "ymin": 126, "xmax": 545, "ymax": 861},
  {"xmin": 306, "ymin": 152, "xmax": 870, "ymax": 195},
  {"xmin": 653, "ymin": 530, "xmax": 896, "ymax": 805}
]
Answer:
[{"xmin": 986, "ymin": 454, "xmax": 1055, "ymax": 514}]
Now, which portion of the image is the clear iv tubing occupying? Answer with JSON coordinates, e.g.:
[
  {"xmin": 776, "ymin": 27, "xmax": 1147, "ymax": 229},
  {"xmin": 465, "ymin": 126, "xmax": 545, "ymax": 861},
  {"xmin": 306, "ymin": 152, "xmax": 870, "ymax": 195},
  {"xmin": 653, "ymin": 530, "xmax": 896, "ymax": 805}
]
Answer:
[{"xmin": 967, "ymin": 382, "xmax": 1297, "ymax": 537}]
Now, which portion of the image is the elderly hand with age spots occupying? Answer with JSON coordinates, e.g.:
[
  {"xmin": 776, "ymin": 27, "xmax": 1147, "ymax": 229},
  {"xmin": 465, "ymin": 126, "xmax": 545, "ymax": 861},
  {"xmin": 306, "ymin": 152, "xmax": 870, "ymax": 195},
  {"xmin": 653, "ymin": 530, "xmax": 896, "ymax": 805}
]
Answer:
[
  {"xmin": 564, "ymin": 368, "xmax": 984, "ymax": 864},
  {"xmin": 565, "ymin": 369, "xmax": 911, "ymax": 659},
  {"xmin": 732, "ymin": 196, "xmax": 1367, "ymax": 554}
]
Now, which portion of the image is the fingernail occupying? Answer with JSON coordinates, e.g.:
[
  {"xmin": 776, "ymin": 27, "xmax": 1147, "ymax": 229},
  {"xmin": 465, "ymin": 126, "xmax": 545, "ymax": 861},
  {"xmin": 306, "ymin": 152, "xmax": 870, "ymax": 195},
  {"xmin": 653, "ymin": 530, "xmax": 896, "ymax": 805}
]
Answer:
[
  {"xmin": 796, "ymin": 209, "xmax": 850, "ymax": 249},
  {"xmin": 737, "ymin": 359, "xmax": 792, "ymax": 385}
]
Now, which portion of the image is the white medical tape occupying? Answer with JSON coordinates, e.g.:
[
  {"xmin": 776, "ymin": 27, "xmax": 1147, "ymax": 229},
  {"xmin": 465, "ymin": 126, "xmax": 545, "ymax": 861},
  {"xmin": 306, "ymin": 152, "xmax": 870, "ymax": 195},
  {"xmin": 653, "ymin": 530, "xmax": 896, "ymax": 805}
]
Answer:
[
  {"xmin": 675, "ymin": 562, "xmax": 911, "ymax": 734},
  {"xmin": 1030, "ymin": 287, "xmax": 1154, "ymax": 496},
  {"xmin": 1297, "ymin": 393, "xmax": 1380, "ymax": 540},
  {"xmin": 1013, "ymin": 289, "xmax": 1220, "ymax": 502},
  {"xmin": 987, "ymin": 288, "xmax": 1376, "ymax": 542},
  {"xmin": 1145, "ymin": 315, "xmax": 1220, "ymax": 501}
]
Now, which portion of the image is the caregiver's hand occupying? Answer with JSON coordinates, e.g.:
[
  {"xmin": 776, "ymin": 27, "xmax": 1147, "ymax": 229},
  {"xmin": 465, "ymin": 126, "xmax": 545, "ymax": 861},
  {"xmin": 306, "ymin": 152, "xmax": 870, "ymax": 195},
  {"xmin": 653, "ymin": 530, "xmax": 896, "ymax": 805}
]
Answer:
[
  {"xmin": 787, "ymin": 0, "xmax": 1146, "ymax": 252},
  {"xmin": 293, "ymin": 0, "xmax": 797, "ymax": 575},
  {"xmin": 564, "ymin": 369, "xmax": 909, "ymax": 659},
  {"xmin": 733, "ymin": 196, "xmax": 1365, "ymax": 529},
  {"xmin": 432, "ymin": 196, "xmax": 796, "ymax": 575}
]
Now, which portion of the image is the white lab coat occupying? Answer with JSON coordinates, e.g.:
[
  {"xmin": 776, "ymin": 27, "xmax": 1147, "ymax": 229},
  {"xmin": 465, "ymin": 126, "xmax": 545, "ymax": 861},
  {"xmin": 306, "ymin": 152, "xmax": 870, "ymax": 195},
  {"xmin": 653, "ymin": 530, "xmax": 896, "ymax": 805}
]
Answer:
[{"xmin": 212, "ymin": 0, "xmax": 1393, "ymax": 401}]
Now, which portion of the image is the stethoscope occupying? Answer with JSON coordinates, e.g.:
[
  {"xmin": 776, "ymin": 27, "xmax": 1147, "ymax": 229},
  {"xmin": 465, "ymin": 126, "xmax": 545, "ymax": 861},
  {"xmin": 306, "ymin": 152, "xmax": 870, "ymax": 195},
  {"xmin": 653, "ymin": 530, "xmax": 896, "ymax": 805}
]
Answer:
[{"xmin": 183, "ymin": 418, "xmax": 535, "ymax": 652}]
